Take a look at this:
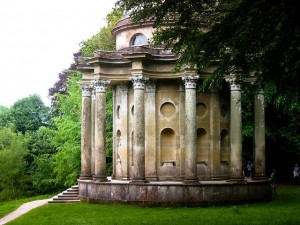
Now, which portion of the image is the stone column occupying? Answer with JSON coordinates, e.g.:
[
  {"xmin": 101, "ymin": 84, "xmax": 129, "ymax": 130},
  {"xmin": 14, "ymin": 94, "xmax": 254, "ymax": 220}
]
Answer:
[
  {"xmin": 80, "ymin": 83, "xmax": 93, "ymax": 180},
  {"xmin": 93, "ymin": 79, "xmax": 110, "ymax": 181},
  {"xmin": 210, "ymin": 88, "xmax": 221, "ymax": 179},
  {"xmin": 182, "ymin": 75, "xmax": 199, "ymax": 182},
  {"xmin": 91, "ymin": 89, "xmax": 96, "ymax": 176},
  {"xmin": 129, "ymin": 75, "xmax": 148, "ymax": 182},
  {"xmin": 254, "ymin": 89, "xmax": 266, "ymax": 179},
  {"xmin": 145, "ymin": 80, "xmax": 157, "ymax": 180},
  {"xmin": 227, "ymin": 78, "xmax": 244, "ymax": 180}
]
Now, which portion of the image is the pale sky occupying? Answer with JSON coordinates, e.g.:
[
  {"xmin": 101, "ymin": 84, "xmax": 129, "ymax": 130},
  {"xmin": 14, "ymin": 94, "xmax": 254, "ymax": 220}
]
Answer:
[{"xmin": 0, "ymin": 0, "xmax": 116, "ymax": 107}]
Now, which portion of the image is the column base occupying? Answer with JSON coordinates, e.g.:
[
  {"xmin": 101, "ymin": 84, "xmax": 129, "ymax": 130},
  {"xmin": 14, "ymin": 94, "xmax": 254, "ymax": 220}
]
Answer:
[
  {"xmin": 79, "ymin": 174, "xmax": 93, "ymax": 180},
  {"xmin": 93, "ymin": 176, "xmax": 110, "ymax": 182},
  {"xmin": 130, "ymin": 178, "xmax": 148, "ymax": 183},
  {"xmin": 146, "ymin": 177, "xmax": 159, "ymax": 181},
  {"xmin": 227, "ymin": 176, "xmax": 246, "ymax": 183},
  {"xmin": 183, "ymin": 177, "xmax": 199, "ymax": 183},
  {"xmin": 252, "ymin": 175, "xmax": 268, "ymax": 180}
]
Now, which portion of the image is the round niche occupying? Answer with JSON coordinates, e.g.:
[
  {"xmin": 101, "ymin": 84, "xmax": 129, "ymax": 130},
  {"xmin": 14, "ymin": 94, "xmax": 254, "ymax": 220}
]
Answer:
[
  {"xmin": 220, "ymin": 104, "xmax": 228, "ymax": 118},
  {"xmin": 196, "ymin": 102, "xmax": 207, "ymax": 118},
  {"xmin": 160, "ymin": 102, "xmax": 176, "ymax": 117}
]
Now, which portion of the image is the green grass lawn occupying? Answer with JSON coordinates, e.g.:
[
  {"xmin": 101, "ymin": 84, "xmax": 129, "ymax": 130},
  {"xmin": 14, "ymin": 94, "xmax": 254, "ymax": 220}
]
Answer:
[
  {"xmin": 3, "ymin": 185, "xmax": 300, "ymax": 225},
  {"xmin": 0, "ymin": 194, "xmax": 53, "ymax": 218}
]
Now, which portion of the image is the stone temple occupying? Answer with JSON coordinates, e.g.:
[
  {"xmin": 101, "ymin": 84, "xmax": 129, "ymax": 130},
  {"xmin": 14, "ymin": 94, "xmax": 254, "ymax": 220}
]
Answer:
[{"xmin": 77, "ymin": 15, "xmax": 271, "ymax": 206}]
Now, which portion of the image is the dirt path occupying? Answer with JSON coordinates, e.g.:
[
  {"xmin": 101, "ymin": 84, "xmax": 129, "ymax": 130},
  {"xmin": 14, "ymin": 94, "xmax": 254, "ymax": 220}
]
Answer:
[{"xmin": 0, "ymin": 199, "xmax": 50, "ymax": 225}]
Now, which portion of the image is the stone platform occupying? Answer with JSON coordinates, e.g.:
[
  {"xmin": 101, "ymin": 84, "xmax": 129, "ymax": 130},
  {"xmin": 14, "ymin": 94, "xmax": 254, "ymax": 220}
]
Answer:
[{"xmin": 78, "ymin": 178, "xmax": 271, "ymax": 206}]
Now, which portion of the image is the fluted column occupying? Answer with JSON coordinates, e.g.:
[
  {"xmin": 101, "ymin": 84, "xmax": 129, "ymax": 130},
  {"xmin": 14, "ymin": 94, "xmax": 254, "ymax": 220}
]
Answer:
[
  {"xmin": 93, "ymin": 79, "xmax": 110, "ymax": 181},
  {"xmin": 254, "ymin": 88, "xmax": 266, "ymax": 179},
  {"xmin": 129, "ymin": 75, "xmax": 148, "ymax": 182},
  {"xmin": 227, "ymin": 78, "xmax": 244, "ymax": 180},
  {"xmin": 182, "ymin": 75, "xmax": 199, "ymax": 182},
  {"xmin": 80, "ymin": 83, "xmax": 93, "ymax": 180}
]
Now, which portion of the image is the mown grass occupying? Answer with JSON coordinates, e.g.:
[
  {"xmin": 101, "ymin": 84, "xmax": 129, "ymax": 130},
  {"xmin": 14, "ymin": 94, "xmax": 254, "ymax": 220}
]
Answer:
[
  {"xmin": 4, "ymin": 186, "xmax": 300, "ymax": 225},
  {"xmin": 0, "ymin": 194, "xmax": 53, "ymax": 218}
]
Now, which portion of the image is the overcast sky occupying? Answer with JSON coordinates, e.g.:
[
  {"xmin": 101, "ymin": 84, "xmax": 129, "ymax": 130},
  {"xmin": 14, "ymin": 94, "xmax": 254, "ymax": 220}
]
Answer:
[{"xmin": 0, "ymin": 0, "xmax": 116, "ymax": 107}]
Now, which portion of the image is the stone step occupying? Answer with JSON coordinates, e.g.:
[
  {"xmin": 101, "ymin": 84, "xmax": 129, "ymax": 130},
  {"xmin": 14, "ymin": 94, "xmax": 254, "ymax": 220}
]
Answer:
[
  {"xmin": 48, "ymin": 185, "xmax": 80, "ymax": 203},
  {"xmin": 58, "ymin": 192, "xmax": 78, "ymax": 196},
  {"xmin": 48, "ymin": 199, "xmax": 80, "ymax": 203},
  {"xmin": 53, "ymin": 196, "xmax": 79, "ymax": 200}
]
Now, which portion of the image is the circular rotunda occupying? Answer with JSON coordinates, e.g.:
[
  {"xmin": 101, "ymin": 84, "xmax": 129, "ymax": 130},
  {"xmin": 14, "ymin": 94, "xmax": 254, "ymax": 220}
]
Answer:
[{"xmin": 77, "ymin": 15, "xmax": 271, "ymax": 206}]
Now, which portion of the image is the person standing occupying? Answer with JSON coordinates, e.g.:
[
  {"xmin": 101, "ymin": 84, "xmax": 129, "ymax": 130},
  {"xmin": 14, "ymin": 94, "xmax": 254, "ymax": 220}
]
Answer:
[
  {"xmin": 270, "ymin": 169, "xmax": 277, "ymax": 196},
  {"xmin": 246, "ymin": 161, "xmax": 254, "ymax": 178},
  {"xmin": 293, "ymin": 164, "xmax": 300, "ymax": 184}
]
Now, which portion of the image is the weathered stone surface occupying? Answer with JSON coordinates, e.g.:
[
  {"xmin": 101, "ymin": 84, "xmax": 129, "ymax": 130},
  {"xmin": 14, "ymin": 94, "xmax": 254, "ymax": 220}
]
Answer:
[
  {"xmin": 77, "ymin": 16, "xmax": 269, "ymax": 206},
  {"xmin": 78, "ymin": 180, "xmax": 271, "ymax": 206}
]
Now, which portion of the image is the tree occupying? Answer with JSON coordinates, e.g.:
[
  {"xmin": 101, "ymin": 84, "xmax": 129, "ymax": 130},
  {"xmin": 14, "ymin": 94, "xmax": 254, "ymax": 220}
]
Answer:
[
  {"xmin": 0, "ymin": 127, "xmax": 29, "ymax": 201},
  {"xmin": 10, "ymin": 95, "xmax": 50, "ymax": 134},
  {"xmin": 119, "ymin": 0, "xmax": 300, "ymax": 179},
  {"xmin": 29, "ymin": 126, "xmax": 59, "ymax": 194},
  {"xmin": 48, "ymin": 71, "xmax": 70, "ymax": 106},
  {"xmin": 50, "ymin": 72, "xmax": 82, "ymax": 187},
  {"xmin": 0, "ymin": 106, "xmax": 14, "ymax": 127},
  {"xmin": 120, "ymin": 0, "xmax": 299, "ymax": 95}
]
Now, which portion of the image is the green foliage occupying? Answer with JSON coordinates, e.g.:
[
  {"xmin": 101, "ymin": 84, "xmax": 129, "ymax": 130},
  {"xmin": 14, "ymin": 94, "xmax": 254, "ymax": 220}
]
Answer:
[
  {"xmin": 28, "ymin": 127, "xmax": 59, "ymax": 194},
  {"xmin": 0, "ymin": 106, "xmax": 14, "ymax": 127},
  {"xmin": 0, "ymin": 6, "xmax": 119, "ymax": 198},
  {"xmin": 0, "ymin": 127, "xmax": 29, "ymax": 201},
  {"xmin": 10, "ymin": 95, "xmax": 50, "ymax": 134},
  {"xmin": 79, "ymin": 26, "xmax": 115, "ymax": 57},
  {"xmin": 50, "ymin": 72, "xmax": 82, "ymax": 187},
  {"xmin": 105, "ymin": 90, "xmax": 113, "ymax": 175},
  {"xmin": 121, "ymin": 0, "xmax": 300, "ymax": 155}
]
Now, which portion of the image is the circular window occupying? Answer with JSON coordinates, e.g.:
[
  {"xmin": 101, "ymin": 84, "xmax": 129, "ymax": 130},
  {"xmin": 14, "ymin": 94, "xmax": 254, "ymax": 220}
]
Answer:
[
  {"xmin": 130, "ymin": 33, "xmax": 148, "ymax": 46},
  {"xmin": 160, "ymin": 102, "xmax": 176, "ymax": 117}
]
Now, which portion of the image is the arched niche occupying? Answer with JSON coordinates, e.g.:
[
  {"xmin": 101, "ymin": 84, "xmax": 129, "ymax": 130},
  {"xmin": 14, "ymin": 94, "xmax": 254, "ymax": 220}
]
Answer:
[
  {"xmin": 160, "ymin": 128, "xmax": 176, "ymax": 166},
  {"xmin": 116, "ymin": 105, "xmax": 121, "ymax": 119},
  {"xmin": 131, "ymin": 131, "xmax": 134, "ymax": 166},
  {"xmin": 116, "ymin": 130, "xmax": 121, "ymax": 161},
  {"xmin": 196, "ymin": 128, "xmax": 209, "ymax": 162}
]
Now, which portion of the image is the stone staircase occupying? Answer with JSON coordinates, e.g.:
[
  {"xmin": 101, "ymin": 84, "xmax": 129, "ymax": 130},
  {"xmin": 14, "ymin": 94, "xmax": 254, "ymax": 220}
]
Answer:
[{"xmin": 48, "ymin": 185, "xmax": 80, "ymax": 203}]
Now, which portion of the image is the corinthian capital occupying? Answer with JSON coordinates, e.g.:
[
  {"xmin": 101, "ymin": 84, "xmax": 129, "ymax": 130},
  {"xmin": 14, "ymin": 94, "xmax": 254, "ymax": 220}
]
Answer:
[
  {"xmin": 129, "ymin": 75, "xmax": 149, "ymax": 89},
  {"xmin": 226, "ymin": 77, "xmax": 241, "ymax": 91},
  {"xmin": 80, "ymin": 83, "xmax": 93, "ymax": 97},
  {"xmin": 93, "ymin": 79, "xmax": 110, "ymax": 93},
  {"xmin": 182, "ymin": 75, "xmax": 199, "ymax": 89}
]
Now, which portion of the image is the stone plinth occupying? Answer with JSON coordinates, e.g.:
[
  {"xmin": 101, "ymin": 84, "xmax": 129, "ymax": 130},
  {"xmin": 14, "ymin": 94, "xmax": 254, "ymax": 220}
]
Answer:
[{"xmin": 78, "ymin": 179, "xmax": 271, "ymax": 206}]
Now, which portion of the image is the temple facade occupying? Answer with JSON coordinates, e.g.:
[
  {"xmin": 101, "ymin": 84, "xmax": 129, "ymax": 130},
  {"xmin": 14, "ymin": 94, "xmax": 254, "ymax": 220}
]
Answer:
[{"xmin": 77, "ymin": 16, "xmax": 271, "ymax": 206}]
